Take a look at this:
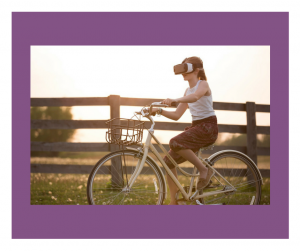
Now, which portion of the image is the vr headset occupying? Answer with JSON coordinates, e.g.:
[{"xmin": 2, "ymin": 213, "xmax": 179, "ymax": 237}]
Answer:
[{"xmin": 174, "ymin": 63, "xmax": 202, "ymax": 75}]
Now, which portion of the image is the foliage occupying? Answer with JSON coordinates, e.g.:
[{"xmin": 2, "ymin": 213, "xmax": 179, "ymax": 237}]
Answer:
[
  {"xmin": 218, "ymin": 134, "xmax": 270, "ymax": 147},
  {"xmin": 31, "ymin": 107, "xmax": 76, "ymax": 156}
]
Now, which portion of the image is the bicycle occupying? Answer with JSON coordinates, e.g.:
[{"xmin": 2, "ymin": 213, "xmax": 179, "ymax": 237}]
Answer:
[{"xmin": 87, "ymin": 102, "xmax": 263, "ymax": 205}]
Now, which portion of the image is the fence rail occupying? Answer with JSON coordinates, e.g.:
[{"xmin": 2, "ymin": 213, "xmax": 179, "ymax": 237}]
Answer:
[
  {"xmin": 31, "ymin": 95, "xmax": 270, "ymax": 176},
  {"xmin": 31, "ymin": 97, "xmax": 270, "ymax": 112},
  {"xmin": 30, "ymin": 120, "xmax": 270, "ymax": 135}
]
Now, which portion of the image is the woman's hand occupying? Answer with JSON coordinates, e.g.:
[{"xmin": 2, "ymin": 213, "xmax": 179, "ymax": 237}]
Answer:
[
  {"xmin": 144, "ymin": 107, "xmax": 159, "ymax": 116},
  {"xmin": 150, "ymin": 108, "xmax": 159, "ymax": 116},
  {"xmin": 161, "ymin": 98, "xmax": 177, "ymax": 107}
]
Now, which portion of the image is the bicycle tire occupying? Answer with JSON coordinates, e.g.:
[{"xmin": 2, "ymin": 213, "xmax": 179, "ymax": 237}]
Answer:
[
  {"xmin": 87, "ymin": 149, "xmax": 166, "ymax": 205},
  {"xmin": 200, "ymin": 151, "xmax": 262, "ymax": 205}
]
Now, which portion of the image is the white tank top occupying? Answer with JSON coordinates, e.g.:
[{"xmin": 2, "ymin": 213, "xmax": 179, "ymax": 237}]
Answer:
[{"xmin": 186, "ymin": 80, "xmax": 216, "ymax": 121}]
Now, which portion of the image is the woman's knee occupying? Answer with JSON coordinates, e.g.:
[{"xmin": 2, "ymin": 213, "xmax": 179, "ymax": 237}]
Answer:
[
  {"xmin": 169, "ymin": 138, "xmax": 178, "ymax": 152},
  {"xmin": 163, "ymin": 155, "xmax": 175, "ymax": 169}
]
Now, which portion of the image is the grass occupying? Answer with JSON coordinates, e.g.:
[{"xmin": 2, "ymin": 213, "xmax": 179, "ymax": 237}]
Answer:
[
  {"xmin": 31, "ymin": 173, "xmax": 270, "ymax": 205},
  {"xmin": 30, "ymin": 152, "xmax": 270, "ymax": 205}
]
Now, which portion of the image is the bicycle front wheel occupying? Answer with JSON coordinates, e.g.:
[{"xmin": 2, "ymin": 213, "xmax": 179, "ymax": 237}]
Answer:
[
  {"xmin": 201, "ymin": 151, "xmax": 262, "ymax": 205},
  {"xmin": 87, "ymin": 150, "xmax": 166, "ymax": 205}
]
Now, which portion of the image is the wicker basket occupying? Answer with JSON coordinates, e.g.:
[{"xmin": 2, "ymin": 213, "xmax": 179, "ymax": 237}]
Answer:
[{"xmin": 105, "ymin": 118, "xmax": 145, "ymax": 146}]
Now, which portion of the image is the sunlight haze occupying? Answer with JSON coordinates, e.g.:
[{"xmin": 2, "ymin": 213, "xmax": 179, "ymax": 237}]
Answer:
[{"xmin": 31, "ymin": 46, "xmax": 270, "ymax": 143}]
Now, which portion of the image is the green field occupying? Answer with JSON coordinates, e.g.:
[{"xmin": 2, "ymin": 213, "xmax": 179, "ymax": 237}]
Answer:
[
  {"xmin": 31, "ymin": 173, "xmax": 270, "ymax": 205},
  {"xmin": 31, "ymin": 152, "xmax": 270, "ymax": 205}
]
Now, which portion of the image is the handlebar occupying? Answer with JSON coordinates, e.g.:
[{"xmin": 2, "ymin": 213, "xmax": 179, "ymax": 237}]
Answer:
[
  {"xmin": 134, "ymin": 102, "xmax": 177, "ymax": 131},
  {"xmin": 135, "ymin": 102, "xmax": 177, "ymax": 116}
]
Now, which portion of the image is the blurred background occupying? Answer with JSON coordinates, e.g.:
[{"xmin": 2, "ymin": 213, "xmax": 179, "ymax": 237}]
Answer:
[{"xmin": 31, "ymin": 45, "xmax": 270, "ymax": 144}]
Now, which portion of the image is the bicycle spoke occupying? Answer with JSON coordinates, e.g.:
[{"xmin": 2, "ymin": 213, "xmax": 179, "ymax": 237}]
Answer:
[
  {"xmin": 201, "ymin": 153, "xmax": 261, "ymax": 205},
  {"xmin": 88, "ymin": 151, "xmax": 164, "ymax": 205}
]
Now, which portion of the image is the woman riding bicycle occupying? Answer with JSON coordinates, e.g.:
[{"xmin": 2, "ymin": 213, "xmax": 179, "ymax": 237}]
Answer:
[{"xmin": 150, "ymin": 56, "xmax": 218, "ymax": 205}]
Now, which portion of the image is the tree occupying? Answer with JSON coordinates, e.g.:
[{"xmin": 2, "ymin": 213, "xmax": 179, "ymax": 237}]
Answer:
[
  {"xmin": 218, "ymin": 133, "xmax": 270, "ymax": 147},
  {"xmin": 31, "ymin": 107, "xmax": 76, "ymax": 156}
]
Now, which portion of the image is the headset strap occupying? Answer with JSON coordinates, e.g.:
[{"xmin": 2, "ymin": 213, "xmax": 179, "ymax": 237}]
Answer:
[{"xmin": 192, "ymin": 63, "xmax": 202, "ymax": 68}]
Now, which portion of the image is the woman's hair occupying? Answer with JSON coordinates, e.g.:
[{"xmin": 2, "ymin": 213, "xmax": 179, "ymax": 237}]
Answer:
[{"xmin": 182, "ymin": 56, "xmax": 207, "ymax": 81}]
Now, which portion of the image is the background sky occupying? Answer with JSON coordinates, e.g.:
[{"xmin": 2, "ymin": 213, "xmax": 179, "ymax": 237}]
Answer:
[{"xmin": 31, "ymin": 46, "xmax": 270, "ymax": 143}]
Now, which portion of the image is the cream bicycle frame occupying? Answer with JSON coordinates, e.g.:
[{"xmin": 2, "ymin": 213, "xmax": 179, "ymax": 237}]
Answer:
[{"xmin": 126, "ymin": 122, "xmax": 236, "ymax": 202}]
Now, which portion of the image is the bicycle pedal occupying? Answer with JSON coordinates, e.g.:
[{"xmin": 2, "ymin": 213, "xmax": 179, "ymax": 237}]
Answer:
[
  {"xmin": 195, "ymin": 200, "xmax": 204, "ymax": 205},
  {"xmin": 203, "ymin": 180, "xmax": 213, "ymax": 189}
]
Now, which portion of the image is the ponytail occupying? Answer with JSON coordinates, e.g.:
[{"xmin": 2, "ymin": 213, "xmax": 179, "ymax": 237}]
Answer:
[
  {"xmin": 182, "ymin": 56, "xmax": 207, "ymax": 81},
  {"xmin": 197, "ymin": 68, "xmax": 207, "ymax": 81}
]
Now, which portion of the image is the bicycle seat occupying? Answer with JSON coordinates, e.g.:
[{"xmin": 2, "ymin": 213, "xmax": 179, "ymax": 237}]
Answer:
[{"xmin": 199, "ymin": 143, "xmax": 215, "ymax": 152}]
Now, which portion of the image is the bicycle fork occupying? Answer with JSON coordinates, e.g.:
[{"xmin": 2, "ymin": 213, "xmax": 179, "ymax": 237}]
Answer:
[{"xmin": 126, "ymin": 135, "xmax": 152, "ymax": 189}]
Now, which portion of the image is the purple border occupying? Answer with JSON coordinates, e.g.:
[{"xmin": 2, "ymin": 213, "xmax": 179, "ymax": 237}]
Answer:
[{"xmin": 12, "ymin": 12, "xmax": 288, "ymax": 239}]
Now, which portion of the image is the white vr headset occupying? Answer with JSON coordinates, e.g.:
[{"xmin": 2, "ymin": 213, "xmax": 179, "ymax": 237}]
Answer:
[{"xmin": 173, "ymin": 63, "xmax": 202, "ymax": 75}]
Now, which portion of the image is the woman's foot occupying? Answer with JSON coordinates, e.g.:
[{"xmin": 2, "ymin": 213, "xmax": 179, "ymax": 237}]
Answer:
[
  {"xmin": 197, "ymin": 168, "xmax": 215, "ymax": 190},
  {"xmin": 200, "ymin": 167, "xmax": 208, "ymax": 179}
]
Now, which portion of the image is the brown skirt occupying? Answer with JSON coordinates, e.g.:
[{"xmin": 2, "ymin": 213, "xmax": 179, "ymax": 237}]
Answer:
[{"xmin": 163, "ymin": 116, "xmax": 218, "ymax": 169}]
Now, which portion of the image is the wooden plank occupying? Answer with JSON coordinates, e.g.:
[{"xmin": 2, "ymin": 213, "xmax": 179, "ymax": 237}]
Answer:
[
  {"xmin": 31, "ymin": 164, "xmax": 270, "ymax": 177},
  {"xmin": 257, "ymin": 126, "xmax": 270, "ymax": 135},
  {"xmin": 256, "ymin": 104, "xmax": 270, "ymax": 113},
  {"xmin": 30, "ymin": 142, "xmax": 247, "ymax": 154},
  {"xmin": 121, "ymin": 98, "xmax": 247, "ymax": 111},
  {"xmin": 31, "ymin": 120, "xmax": 250, "ymax": 134},
  {"xmin": 30, "ymin": 142, "xmax": 270, "ymax": 156},
  {"xmin": 246, "ymin": 102, "xmax": 258, "ymax": 165},
  {"xmin": 31, "ymin": 142, "xmax": 110, "ymax": 152},
  {"xmin": 108, "ymin": 95, "xmax": 123, "ymax": 188},
  {"xmin": 259, "ymin": 169, "xmax": 270, "ymax": 178},
  {"xmin": 257, "ymin": 147, "xmax": 270, "ymax": 156},
  {"xmin": 31, "ymin": 97, "xmax": 109, "ymax": 106},
  {"xmin": 31, "ymin": 120, "xmax": 108, "ymax": 129},
  {"xmin": 213, "ymin": 102, "xmax": 246, "ymax": 111},
  {"xmin": 218, "ymin": 124, "xmax": 247, "ymax": 133},
  {"xmin": 120, "ymin": 98, "xmax": 165, "ymax": 107},
  {"xmin": 30, "ymin": 97, "xmax": 269, "ymax": 113}
]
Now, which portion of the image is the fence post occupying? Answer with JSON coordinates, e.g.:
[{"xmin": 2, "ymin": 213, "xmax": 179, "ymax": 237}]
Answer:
[
  {"xmin": 108, "ymin": 95, "xmax": 123, "ymax": 188},
  {"xmin": 246, "ymin": 102, "xmax": 258, "ymax": 165}
]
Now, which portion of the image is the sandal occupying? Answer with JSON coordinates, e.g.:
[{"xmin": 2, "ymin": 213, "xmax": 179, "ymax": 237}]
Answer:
[{"xmin": 197, "ymin": 168, "xmax": 215, "ymax": 190}]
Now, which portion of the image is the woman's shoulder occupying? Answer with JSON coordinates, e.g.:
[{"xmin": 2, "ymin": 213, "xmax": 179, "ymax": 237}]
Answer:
[
  {"xmin": 196, "ymin": 80, "xmax": 209, "ymax": 90},
  {"xmin": 199, "ymin": 80, "xmax": 208, "ymax": 85},
  {"xmin": 197, "ymin": 80, "xmax": 211, "ymax": 96}
]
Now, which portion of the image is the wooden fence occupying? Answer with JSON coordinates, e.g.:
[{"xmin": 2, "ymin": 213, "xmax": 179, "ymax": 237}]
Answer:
[{"xmin": 30, "ymin": 95, "xmax": 270, "ymax": 177}]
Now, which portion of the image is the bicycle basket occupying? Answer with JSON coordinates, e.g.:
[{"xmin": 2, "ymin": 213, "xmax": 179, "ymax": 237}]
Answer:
[{"xmin": 105, "ymin": 118, "xmax": 145, "ymax": 146}]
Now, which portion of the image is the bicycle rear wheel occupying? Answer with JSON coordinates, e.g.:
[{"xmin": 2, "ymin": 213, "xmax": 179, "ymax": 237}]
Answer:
[
  {"xmin": 87, "ymin": 150, "xmax": 166, "ymax": 205},
  {"xmin": 201, "ymin": 151, "xmax": 262, "ymax": 205}
]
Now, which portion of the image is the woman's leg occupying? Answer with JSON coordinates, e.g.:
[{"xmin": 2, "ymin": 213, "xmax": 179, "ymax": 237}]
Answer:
[
  {"xmin": 166, "ymin": 168, "xmax": 179, "ymax": 205},
  {"xmin": 163, "ymin": 150, "xmax": 187, "ymax": 205},
  {"xmin": 176, "ymin": 149, "xmax": 208, "ymax": 179},
  {"xmin": 168, "ymin": 121, "xmax": 218, "ymax": 179}
]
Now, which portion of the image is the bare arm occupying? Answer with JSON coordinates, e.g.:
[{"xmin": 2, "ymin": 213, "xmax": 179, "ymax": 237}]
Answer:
[
  {"xmin": 161, "ymin": 81, "xmax": 210, "ymax": 106},
  {"xmin": 174, "ymin": 81, "xmax": 209, "ymax": 103},
  {"xmin": 160, "ymin": 102, "xmax": 188, "ymax": 121},
  {"xmin": 151, "ymin": 89, "xmax": 189, "ymax": 121}
]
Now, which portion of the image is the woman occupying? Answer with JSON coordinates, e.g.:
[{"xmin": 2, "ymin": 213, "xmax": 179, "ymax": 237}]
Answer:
[{"xmin": 151, "ymin": 56, "xmax": 218, "ymax": 205}]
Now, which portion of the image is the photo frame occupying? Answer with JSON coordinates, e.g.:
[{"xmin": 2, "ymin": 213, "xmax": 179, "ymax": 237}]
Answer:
[{"xmin": 12, "ymin": 12, "xmax": 288, "ymax": 238}]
